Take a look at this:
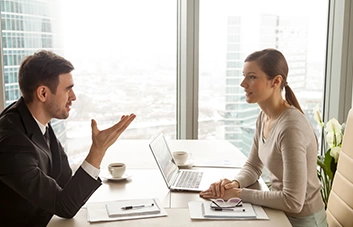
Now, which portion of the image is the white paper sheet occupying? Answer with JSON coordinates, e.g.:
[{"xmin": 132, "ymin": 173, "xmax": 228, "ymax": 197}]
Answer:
[
  {"xmin": 86, "ymin": 198, "xmax": 167, "ymax": 222},
  {"xmin": 188, "ymin": 201, "xmax": 269, "ymax": 220}
]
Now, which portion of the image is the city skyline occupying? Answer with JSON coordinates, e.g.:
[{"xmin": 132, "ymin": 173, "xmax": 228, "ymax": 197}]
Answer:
[{"xmin": 1, "ymin": 0, "xmax": 328, "ymax": 164}]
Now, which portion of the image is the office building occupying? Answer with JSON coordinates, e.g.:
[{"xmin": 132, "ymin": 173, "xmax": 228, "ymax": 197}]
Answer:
[{"xmin": 1, "ymin": 0, "xmax": 66, "ymax": 142}]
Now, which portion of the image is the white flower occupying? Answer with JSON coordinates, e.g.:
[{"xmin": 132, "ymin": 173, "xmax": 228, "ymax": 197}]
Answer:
[
  {"xmin": 325, "ymin": 118, "xmax": 343, "ymax": 148},
  {"xmin": 313, "ymin": 105, "xmax": 344, "ymax": 162},
  {"xmin": 314, "ymin": 104, "xmax": 324, "ymax": 127},
  {"xmin": 326, "ymin": 131, "xmax": 342, "ymax": 148},
  {"xmin": 325, "ymin": 118, "xmax": 342, "ymax": 133},
  {"xmin": 330, "ymin": 147, "xmax": 341, "ymax": 163}
]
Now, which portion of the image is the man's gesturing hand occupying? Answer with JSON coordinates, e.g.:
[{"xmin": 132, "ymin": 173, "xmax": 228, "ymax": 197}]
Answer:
[{"xmin": 86, "ymin": 114, "xmax": 136, "ymax": 168}]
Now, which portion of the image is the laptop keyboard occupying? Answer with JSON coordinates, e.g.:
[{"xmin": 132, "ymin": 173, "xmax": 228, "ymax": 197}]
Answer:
[{"xmin": 176, "ymin": 171, "xmax": 203, "ymax": 188}]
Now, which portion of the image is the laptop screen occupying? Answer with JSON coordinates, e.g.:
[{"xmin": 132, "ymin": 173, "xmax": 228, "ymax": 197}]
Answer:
[{"xmin": 149, "ymin": 133, "xmax": 179, "ymax": 186}]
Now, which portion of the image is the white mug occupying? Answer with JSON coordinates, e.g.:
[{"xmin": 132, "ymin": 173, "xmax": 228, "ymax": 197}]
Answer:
[
  {"xmin": 108, "ymin": 163, "xmax": 126, "ymax": 178},
  {"xmin": 172, "ymin": 151, "xmax": 192, "ymax": 165}
]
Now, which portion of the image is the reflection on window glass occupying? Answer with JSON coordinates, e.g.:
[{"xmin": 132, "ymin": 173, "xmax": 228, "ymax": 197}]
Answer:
[
  {"xmin": 1, "ymin": 0, "xmax": 329, "ymax": 169},
  {"xmin": 1, "ymin": 0, "xmax": 176, "ymax": 168},
  {"xmin": 199, "ymin": 0, "xmax": 328, "ymax": 157},
  {"xmin": 60, "ymin": 0, "xmax": 177, "ymax": 165}
]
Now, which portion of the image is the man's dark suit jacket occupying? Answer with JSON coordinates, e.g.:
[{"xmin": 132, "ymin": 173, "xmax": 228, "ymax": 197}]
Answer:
[{"xmin": 0, "ymin": 97, "xmax": 102, "ymax": 226}]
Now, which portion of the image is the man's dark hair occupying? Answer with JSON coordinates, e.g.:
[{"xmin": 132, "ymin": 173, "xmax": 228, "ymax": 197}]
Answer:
[{"xmin": 18, "ymin": 50, "xmax": 75, "ymax": 103}]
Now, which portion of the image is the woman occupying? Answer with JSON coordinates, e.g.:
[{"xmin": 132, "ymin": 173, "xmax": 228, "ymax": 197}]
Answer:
[{"xmin": 199, "ymin": 49, "xmax": 327, "ymax": 227}]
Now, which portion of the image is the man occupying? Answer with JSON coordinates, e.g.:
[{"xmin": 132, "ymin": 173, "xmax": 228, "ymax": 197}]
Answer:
[{"xmin": 0, "ymin": 50, "xmax": 136, "ymax": 226}]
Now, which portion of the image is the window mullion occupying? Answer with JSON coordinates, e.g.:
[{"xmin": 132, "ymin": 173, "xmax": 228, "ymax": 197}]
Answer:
[
  {"xmin": 176, "ymin": 0, "xmax": 199, "ymax": 139},
  {"xmin": 324, "ymin": 0, "xmax": 353, "ymax": 123}
]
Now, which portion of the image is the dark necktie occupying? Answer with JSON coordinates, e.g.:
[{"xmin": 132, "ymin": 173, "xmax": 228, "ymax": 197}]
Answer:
[{"xmin": 44, "ymin": 127, "xmax": 50, "ymax": 148}]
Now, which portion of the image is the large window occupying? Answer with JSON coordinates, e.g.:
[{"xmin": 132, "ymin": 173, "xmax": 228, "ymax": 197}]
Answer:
[
  {"xmin": 199, "ymin": 0, "xmax": 329, "ymax": 156},
  {"xmin": 1, "ymin": 0, "xmax": 352, "ymax": 168},
  {"xmin": 0, "ymin": 0, "xmax": 177, "ymax": 167},
  {"xmin": 60, "ymin": 0, "xmax": 177, "ymax": 165}
]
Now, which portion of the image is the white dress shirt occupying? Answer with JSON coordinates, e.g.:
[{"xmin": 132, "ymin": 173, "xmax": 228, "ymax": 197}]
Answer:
[{"xmin": 33, "ymin": 117, "xmax": 100, "ymax": 180}]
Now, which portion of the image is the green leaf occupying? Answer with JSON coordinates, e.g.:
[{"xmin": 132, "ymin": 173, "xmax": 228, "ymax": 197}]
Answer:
[
  {"xmin": 317, "ymin": 157, "xmax": 325, "ymax": 168},
  {"xmin": 323, "ymin": 149, "xmax": 334, "ymax": 180},
  {"xmin": 330, "ymin": 156, "xmax": 337, "ymax": 179}
]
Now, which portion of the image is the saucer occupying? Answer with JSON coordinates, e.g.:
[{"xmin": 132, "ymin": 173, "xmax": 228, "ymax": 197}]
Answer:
[
  {"xmin": 101, "ymin": 172, "xmax": 132, "ymax": 181},
  {"xmin": 177, "ymin": 160, "xmax": 193, "ymax": 169}
]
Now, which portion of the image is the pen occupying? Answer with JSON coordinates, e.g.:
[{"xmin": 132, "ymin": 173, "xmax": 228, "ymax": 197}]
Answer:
[
  {"xmin": 213, "ymin": 207, "xmax": 246, "ymax": 212},
  {"xmin": 121, "ymin": 203, "xmax": 154, "ymax": 210}
]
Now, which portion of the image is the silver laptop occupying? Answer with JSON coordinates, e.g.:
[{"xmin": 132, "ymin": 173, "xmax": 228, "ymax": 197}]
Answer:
[{"xmin": 149, "ymin": 133, "xmax": 209, "ymax": 192}]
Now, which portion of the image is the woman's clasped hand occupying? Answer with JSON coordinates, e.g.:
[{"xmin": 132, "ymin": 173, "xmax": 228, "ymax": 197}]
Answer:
[{"xmin": 199, "ymin": 178, "xmax": 241, "ymax": 200}]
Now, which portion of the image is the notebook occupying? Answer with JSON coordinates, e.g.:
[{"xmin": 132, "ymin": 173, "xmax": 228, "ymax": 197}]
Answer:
[
  {"xmin": 149, "ymin": 132, "xmax": 208, "ymax": 192},
  {"xmin": 86, "ymin": 198, "xmax": 167, "ymax": 222},
  {"xmin": 105, "ymin": 198, "xmax": 160, "ymax": 218}
]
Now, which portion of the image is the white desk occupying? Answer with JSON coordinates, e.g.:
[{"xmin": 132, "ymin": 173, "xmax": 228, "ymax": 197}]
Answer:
[
  {"xmin": 100, "ymin": 139, "xmax": 248, "ymax": 169},
  {"xmin": 49, "ymin": 208, "xmax": 291, "ymax": 227},
  {"xmin": 48, "ymin": 140, "xmax": 291, "ymax": 226}
]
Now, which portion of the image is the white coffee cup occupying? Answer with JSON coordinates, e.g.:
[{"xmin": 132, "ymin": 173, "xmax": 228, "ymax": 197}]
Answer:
[
  {"xmin": 108, "ymin": 163, "xmax": 126, "ymax": 178},
  {"xmin": 172, "ymin": 151, "xmax": 192, "ymax": 165}
]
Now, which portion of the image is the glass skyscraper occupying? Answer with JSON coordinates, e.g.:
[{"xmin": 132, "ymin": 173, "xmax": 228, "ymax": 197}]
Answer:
[{"xmin": 1, "ymin": 0, "xmax": 65, "ymax": 141}]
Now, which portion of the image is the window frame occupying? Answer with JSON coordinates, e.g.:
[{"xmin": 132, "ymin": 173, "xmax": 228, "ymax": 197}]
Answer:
[
  {"xmin": 177, "ymin": 0, "xmax": 353, "ymax": 139},
  {"xmin": 176, "ymin": 0, "xmax": 199, "ymax": 139},
  {"xmin": 0, "ymin": 0, "xmax": 352, "ymax": 138},
  {"xmin": 324, "ymin": 0, "xmax": 353, "ymax": 123}
]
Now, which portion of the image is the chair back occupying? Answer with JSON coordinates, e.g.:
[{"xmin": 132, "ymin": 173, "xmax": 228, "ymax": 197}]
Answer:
[{"xmin": 326, "ymin": 108, "xmax": 353, "ymax": 226}]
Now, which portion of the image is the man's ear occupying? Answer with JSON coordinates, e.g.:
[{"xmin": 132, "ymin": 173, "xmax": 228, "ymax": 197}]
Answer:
[
  {"xmin": 36, "ymin": 86, "xmax": 49, "ymax": 102},
  {"xmin": 271, "ymin": 75, "xmax": 283, "ymax": 88}
]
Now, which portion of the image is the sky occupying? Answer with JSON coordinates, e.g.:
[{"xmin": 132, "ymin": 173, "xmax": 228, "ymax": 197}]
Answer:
[{"xmin": 60, "ymin": 0, "xmax": 328, "ymax": 63}]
